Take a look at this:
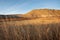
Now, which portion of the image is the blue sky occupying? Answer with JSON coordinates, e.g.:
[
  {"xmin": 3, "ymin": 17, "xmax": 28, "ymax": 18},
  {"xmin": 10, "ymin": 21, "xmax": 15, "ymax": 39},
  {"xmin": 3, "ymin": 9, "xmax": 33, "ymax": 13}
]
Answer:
[{"xmin": 0, "ymin": 0, "xmax": 60, "ymax": 15}]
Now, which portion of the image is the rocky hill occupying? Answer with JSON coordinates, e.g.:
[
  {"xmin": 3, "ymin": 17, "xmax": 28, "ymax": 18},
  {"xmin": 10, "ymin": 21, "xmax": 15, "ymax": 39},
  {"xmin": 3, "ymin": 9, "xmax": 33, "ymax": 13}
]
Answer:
[{"xmin": 22, "ymin": 9, "xmax": 60, "ymax": 18}]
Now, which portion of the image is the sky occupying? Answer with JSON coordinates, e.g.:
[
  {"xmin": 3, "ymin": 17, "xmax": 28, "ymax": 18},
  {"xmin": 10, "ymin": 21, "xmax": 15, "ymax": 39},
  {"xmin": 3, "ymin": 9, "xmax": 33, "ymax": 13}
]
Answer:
[{"xmin": 0, "ymin": 0, "xmax": 60, "ymax": 15}]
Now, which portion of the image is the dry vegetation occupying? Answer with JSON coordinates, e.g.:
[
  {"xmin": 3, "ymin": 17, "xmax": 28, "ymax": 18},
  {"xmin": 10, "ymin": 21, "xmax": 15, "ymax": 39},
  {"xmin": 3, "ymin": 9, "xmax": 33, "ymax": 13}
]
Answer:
[
  {"xmin": 0, "ymin": 9, "xmax": 60, "ymax": 40},
  {"xmin": 0, "ymin": 22, "xmax": 60, "ymax": 40}
]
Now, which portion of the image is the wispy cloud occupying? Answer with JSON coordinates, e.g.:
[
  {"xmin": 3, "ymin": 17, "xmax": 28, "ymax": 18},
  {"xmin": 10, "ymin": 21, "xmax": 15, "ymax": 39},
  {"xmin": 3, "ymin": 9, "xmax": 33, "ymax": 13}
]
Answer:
[
  {"xmin": 0, "ymin": 2, "xmax": 29, "ymax": 15},
  {"xmin": 0, "ymin": 0, "xmax": 60, "ymax": 15}
]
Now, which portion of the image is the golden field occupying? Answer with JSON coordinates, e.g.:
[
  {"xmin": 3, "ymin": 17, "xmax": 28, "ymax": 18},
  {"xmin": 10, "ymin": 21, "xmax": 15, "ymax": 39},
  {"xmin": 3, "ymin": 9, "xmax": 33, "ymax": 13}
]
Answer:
[{"xmin": 0, "ymin": 9, "xmax": 60, "ymax": 40}]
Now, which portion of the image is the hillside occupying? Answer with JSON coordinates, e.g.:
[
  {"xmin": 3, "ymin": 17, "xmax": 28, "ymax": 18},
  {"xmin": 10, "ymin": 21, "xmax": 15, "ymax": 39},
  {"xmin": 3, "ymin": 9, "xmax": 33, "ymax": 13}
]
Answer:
[
  {"xmin": 0, "ymin": 9, "xmax": 60, "ymax": 25},
  {"xmin": 23, "ymin": 9, "xmax": 60, "ymax": 18},
  {"xmin": 0, "ymin": 9, "xmax": 60, "ymax": 18},
  {"xmin": 0, "ymin": 9, "xmax": 60, "ymax": 23}
]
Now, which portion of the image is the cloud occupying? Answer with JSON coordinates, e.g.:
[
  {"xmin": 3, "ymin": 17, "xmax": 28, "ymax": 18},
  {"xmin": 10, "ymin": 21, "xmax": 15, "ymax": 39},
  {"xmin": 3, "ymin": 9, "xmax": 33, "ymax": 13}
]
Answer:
[{"xmin": 1, "ymin": 2, "xmax": 29, "ymax": 15}]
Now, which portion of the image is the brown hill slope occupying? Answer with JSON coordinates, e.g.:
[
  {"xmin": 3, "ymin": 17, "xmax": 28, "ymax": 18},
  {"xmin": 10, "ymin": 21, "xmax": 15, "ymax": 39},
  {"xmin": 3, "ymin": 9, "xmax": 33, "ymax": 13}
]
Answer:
[
  {"xmin": 0, "ymin": 9, "xmax": 60, "ymax": 22},
  {"xmin": 23, "ymin": 9, "xmax": 60, "ymax": 18}
]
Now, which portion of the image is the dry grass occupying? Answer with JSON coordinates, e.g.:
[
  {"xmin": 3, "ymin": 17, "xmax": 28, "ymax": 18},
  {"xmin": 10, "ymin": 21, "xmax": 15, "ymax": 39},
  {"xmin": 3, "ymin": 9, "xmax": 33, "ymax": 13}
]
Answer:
[
  {"xmin": 0, "ymin": 22, "xmax": 60, "ymax": 40},
  {"xmin": 0, "ymin": 17, "xmax": 60, "ymax": 40}
]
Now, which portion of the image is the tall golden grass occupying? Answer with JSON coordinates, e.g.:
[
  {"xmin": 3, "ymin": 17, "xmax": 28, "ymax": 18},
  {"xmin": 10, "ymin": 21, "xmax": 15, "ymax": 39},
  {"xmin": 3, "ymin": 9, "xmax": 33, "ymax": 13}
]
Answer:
[{"xmin": 0, "ymin": 19, "xmax": 60, "ymax": 40}]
